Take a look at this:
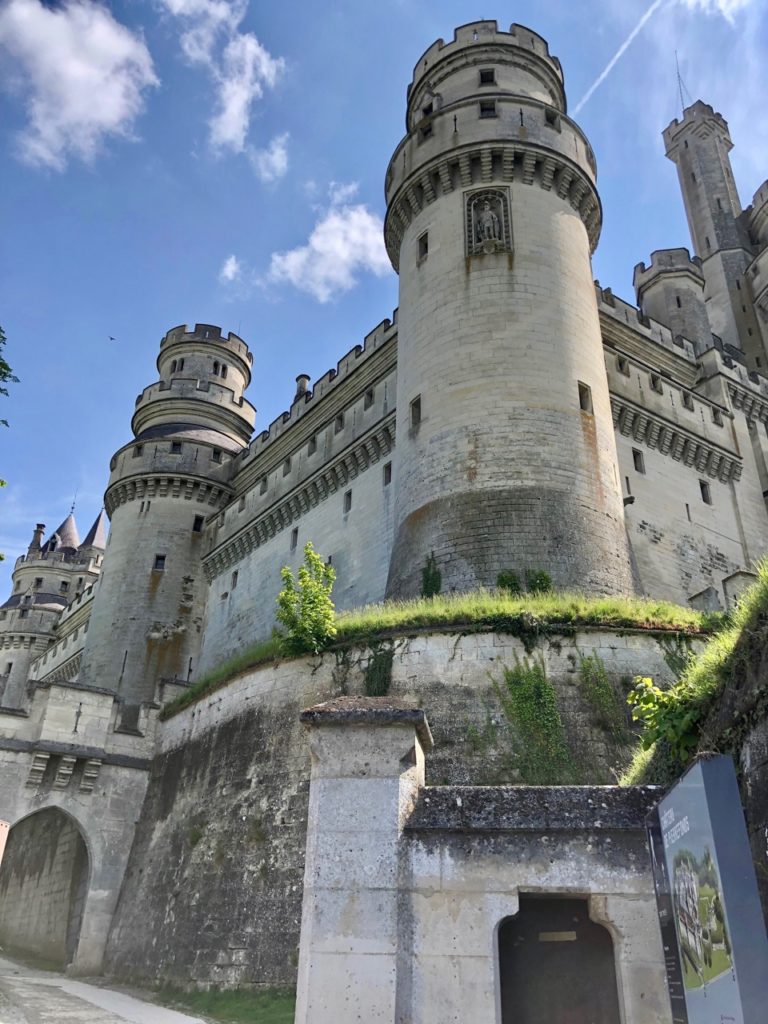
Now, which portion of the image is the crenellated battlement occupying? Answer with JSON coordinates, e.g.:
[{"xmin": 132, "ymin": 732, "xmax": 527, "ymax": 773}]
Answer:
[
  {"xmin": 236, "ymin": 314, "xmax": 397, "ymax": 464},
  {"xmin": 159, "ymin": 323, "xmax": 253, "ymax": 365},
  {"xmin": 663, "ymin": 101, "xmax": 733, "ymax": 157},
  {"xmin": 595, "ymin": 282, "xmax": 698, "ymax": 363},
  {"xmin": 633, "ymin": 248, "xmax": 704, "ymax": 295},
  {"xmin": 408, "ymin": 22, "xmax": 563, "ymax": 105}
]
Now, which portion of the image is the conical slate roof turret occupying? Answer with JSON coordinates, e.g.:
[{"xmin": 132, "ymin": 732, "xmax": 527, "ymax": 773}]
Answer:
[
  {"xmin": 43, "ymin": 513, "xmax": 80, "ymax": 553},
  {"xmin": 79, "ymin": 509, "xmax": 107, "ymax": 551}
]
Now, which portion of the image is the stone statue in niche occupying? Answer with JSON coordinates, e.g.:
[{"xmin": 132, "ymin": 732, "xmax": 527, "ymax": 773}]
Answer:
[{"xmin": 466, "ymin": 189, "xmax": 511, "ymax": 256}]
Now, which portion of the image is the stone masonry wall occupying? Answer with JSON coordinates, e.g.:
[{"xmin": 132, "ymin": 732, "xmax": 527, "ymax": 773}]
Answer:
[{"xmin": 105, "ymin": 628, "xmax": 698, "ymax": 989}]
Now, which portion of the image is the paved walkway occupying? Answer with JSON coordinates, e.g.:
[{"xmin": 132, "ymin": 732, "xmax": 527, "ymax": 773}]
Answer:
[{"xmin": 0, "ymin": 956, "xmax": 205, "ymax": 1024}]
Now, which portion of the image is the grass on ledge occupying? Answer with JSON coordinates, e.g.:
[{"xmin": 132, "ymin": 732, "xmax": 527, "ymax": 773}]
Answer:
[
  {"xmin": 156, "ymin": 985, "xmax": 295, "ymax": 1024},
  {"xmin": 160, "ymin": 589, "xmax": 719, "ymax": 720}
]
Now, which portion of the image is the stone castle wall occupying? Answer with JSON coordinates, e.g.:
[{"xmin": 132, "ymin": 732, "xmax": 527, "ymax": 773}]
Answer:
[{"xmin": 104, "ymin": 627, "xmax": 697, "ymax": 988}]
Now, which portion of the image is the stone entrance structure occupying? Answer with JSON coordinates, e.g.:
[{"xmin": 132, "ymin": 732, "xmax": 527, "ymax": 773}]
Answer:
[{"xmin": 295, "ymin": 697, "xmax": 671, "ymax": 1024}]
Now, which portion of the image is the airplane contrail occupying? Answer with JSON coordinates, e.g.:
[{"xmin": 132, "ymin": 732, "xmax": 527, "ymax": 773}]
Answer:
[{"xmin": 573, "ymin": 0, "xmax": 667, "ymax": 115}]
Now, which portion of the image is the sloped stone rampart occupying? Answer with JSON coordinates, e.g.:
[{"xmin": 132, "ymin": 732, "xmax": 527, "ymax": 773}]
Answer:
[{"xmin": 104, "ymin": 628, "xmax": 700, "ymax": 989}]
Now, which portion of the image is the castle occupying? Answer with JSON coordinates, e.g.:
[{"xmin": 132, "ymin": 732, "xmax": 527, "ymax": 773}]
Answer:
[{"xmin": 1, "ymin": 20, "xmax": 768, "ymax": 1021}]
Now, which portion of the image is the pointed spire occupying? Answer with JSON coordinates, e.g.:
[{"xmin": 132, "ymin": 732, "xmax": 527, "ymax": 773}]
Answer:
[
  {"xmin": 44, "ymin": 513, "xmax": 80, "ymax": 552},
  {"xmin": 80, "ymin": 509, "xmax": 108, "ymax": 551}
]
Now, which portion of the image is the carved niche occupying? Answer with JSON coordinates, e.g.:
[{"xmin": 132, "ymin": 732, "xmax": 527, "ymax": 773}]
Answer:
[{"xmin": 465, "ymin": 188, "xmax": 512, "ymax": 256}]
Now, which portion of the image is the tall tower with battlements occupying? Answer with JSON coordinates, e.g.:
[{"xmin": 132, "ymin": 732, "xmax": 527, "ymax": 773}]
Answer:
[
  {"xmin": 664, "ymin": 101, "xmax": 766, "ymax": 368},
  {"xmin": 384, "ymin": 21, "xmax": 634, "ymax": 598},
  {"xmin": 77, "ymin": 324, "xmax": 255, "ymax": 716}
]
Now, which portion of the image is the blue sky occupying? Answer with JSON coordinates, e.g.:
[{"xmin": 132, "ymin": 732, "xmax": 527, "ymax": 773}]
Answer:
[{"xmin": 1, "ymin": 0, "xmax": 766, "ymax": 595}]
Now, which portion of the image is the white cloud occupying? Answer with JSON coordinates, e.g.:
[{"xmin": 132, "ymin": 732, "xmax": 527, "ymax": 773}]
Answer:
[
  {"xmin": 219, "ymin": 254, "xmax": 242, "ymax": 283},
  {"xmin": 0, "ymin": 0, "xmax": 158, "ymax": 170},
  {"xmin": 249, "ymin": 132, "xmax": 289, "ymax": 182},
  {"xmin": 266, "ymin": 184, "xmax": 392, "ymax": 303},
  {"xmin": 158, "ymin": 0, "xmax": 284, "ymax": 155},
  {"xmin": 682, "ymin": 0, "xmax": 754, "ymax": 22}
]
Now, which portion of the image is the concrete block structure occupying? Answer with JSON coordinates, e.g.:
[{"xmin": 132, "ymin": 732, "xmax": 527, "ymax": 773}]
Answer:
[{"xmin": 2, "ymin": 17, "xmax": 768, "ymax": 1012}]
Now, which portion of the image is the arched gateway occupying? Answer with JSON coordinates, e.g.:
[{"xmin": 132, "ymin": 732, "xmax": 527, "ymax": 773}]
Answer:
[{"xmin": 0, "ymin": 808, "xmax": 89, "ymax": 967}]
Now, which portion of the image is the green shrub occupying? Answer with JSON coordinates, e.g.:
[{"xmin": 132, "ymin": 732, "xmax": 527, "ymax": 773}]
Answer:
[
  {"xmin": 421, "ymin": 551, "xmax": 442, "ymax": 598},
  {"xmin": 525, "ymin": 569, "xmax": 552, "ymax": 594},
  {"xmin": 276, "ymin": 542, "xmax": 336, "ymax": 656},
  {"xmin": 496, "ymin": 570, "xmax": 522, "ymax": 595}
]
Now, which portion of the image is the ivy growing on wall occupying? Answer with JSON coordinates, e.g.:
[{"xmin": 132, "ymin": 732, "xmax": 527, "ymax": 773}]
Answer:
[{"xmin": 493, "ymin": 655, "xmax": 575, "ymax": 784}]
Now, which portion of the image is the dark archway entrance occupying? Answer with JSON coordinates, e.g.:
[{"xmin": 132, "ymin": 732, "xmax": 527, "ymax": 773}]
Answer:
[
  {"xmin": 499, "ymin": 895, "xmax": 622, "ymax": 1024},
  {"xmin": 0, "ymin": 808, "xmax": 89, "ymax": 968}
]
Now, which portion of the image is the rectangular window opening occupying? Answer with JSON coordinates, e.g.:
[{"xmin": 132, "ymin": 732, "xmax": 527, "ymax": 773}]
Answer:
[
  {"xmin": 544, "ymin": 108, "xmax": 560, "ymax": 129},
  {"xmin": 231, "ymin": 570, "xmax": 238, "ymax": 589},
  {"xmin": 632, "ymin": 448, "xmax": 645, "ymax": 474},
  {"xmin": 577, "ymin": 381, "xmax": 593, "ymax": 413},
  {"xmin": 335, "ymin": 413, "xmax": 345, "ymax": 434},
  {"xmin": 686, "ymin": 503, "xmax": 691, "ymax": 522},
  {"xmin": 617, "ymin": 355, "xmax": 630, "ymax": 376},
  {"xmin": 211, "ymin": 448, "xmax": 222, "ymax": 463},
  {"xmin": 34, "ymin": 577, "xmax": 43, "ymax": 588},
  {"xmin": 364, "ymin": 387, "xmax": 374, "ymax": 409},
  {"xmin": 383, "ymin": 462, "xmax": 392, "ymax": 486},
  {"xmin": 282, "ymin": 457, "xmax": 291, "ymax": 476},
  {"xmin": 682, "ymin": 392, "xmax": 694, "ymax": 411},
  {"xmin": 133, "ymin": 444, "xmax": 143, "ymax": 458},
  {"xmin": 171, "ymin": 441, "xmax": 182, "ymax": 454},
  {"xmin": 700, "ymin": 480, "xmax": 712, "ymax": 505},
  {"xmin": 625, "ymin": 476, "xmax": 631, "ymax": 496},
  {"xmin": 192, "ymin": 515, "xmax": 205, "ymax": 533},
  {"xmin": 308, "ymin": 435, "xmax": 317, "ymax": 455},
  {"xmin": 343, "ymin": 490, "xmax": 352, "ymax": 514},
  {"xmin": 238, "ymin": 496, "xmax": 246, "ymax": 511},
  {"xmin": 410, "ymin": 395, "xmax": 422, "ymax": 428},
  {"xmin": 479, "ymin": 68, "xmax": 495, "ymax": 85},
  {"xmin": 712, "ymin": 407, "xmax": 724, "ymax": 426},
  {"xmin": 60, "ymin": 580, "xmax": 69, "ymax": 592},
  {"xmin": 290, "ymin": 527, "xmax": 299, "ymax": 551},
  {"xmin": 650, "ymin": 373, "xmax": 663, "ymax": 394},
  {"xmin": 479, "ymin": 99, "xmax": 497, "ymax": 119},
  {"xmin": 418, "ymin": 232, "xmax": 429, "ymax": 260},
  {"xmin": 260, "ymin": 476, "xmax": 268, "ymax": 494},
  {"xmin": 153, "ymin": 554, "xmax": 166, "ymax": 571}
]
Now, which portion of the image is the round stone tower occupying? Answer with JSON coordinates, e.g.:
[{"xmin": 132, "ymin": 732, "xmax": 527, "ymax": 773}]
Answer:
[
  {"xmin": 633, "ymin": 248, "xmax": 710, "ymax": 354},
  {"xmin": 78, "ymin": 324, "xmax": 255, "ymax": 714},
  {"xmin": 384, "ymin": 21, "xmax": 634, "ymax": 597}
]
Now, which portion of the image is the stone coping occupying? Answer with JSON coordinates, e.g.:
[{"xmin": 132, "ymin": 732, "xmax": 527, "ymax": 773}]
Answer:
[
  {"xmin": 299, "ymin": 696, "xmax": 434, "ymax": 751},
  {"xmin": 0, "ymin": 736, "xmax": 150, "ymax": 770},
  {"xmin": 405, "ymin": 785, "xmax": 661, "ymax": 832}
]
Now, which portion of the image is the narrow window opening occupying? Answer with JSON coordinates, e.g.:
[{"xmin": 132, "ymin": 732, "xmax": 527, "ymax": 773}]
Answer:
[
  {"xmin": 211, "ymin": 448, "xmax": 222, "ymax": 463},
  {"xmin": 133, "ymin": 444, "xmax": 143, "ymax": 458},
  {"xmin": 675, "ymin": 295, "xmax": 682, "ymax": 308},
  {"xmin": 282, "ymin": 457, "xmax": 291, "ymax": 476},
  {"xmin": 684, "ymin": 140, "xmax": 689, "ymax": 149},
  {"xmin": 712, "ymin": 407, "xmax": 724, "ymax": 426},
  {"xmin": 632, "ymin": 449, "xmax": 645, "ymax": 474},
  {"xmin": 716, "ymin": 198, "xmax": 723, "ymax": 210},
  {"xmin": 625, "ymin": 476, "xmax": 631, "ymax": 496},
  {"xmin": 343, "ymin": 490, "xmax": 352, "ymax": 514},
  {"xmin": 420, "ymin": 122, "xmax": 433, "ymax": 140},
  {"xmin": 364, "ymin": 387, "xmax": 374, "ymax": 409},
  {"xmin": 705, "ymin": 236, "xmax": 711, "ymax": 251},
  {"xmin": 213, "ymin": 360, "xmax": 219, "ymax": 375},
  {"xmin": 686, "ymin": 503, "xmax": 691, "ymax": 522},
  {"xmin": 34, "ymin": 577, "xmax": 43, "ymax": 588},
  {"xmin": 260, "ymin": 476, "xmax": 268, "ymax": 494},
  {"xmin": 422, "ymin": 101, "xmax": 433, "ymax": 117},
  {"xmin": 231, "ymin": 570, "xmax": 238, "ymax": 589},
  {"xmin": 479, "ymin": 99, "xmax": 497, "ymax": 118},
  {"xmin": 479, "ymin": 68, "xmax": 495, "ymax": 85},
  {"xmin": 410, "ymin": 395, "xmax": 422, "ymax": 428},
  {"xmin": 60, "ymin": 580, "xmax": 69, "ymax": 592},
  {"xmin": 682, "ymin": 392, "xmax": 694, "ymax": 411},
  {"xmin": 383, "ymin": 462, "xmax": 392, "ymax": 486},
  {"xmin": 139, "ymin": 501, "xmax": 145, "ymax": 515},
  {"xmin": 307, "ymin": 435, "xmax": 317, "ymax": 455},
  {"xmin": 691, "ymin": 171, "xmax": 697, "ymax": 183},
  {"xmin": 736, "ymin": 279, "xmax": 741, "ymax": 291},
  {"xmin": 335, "ymin": 413, "xmax": 345, "ymax": 434},
  {"xmin": 617, "ymin": 356, "xmax": 630, "ymax": 376},
  {"xmin": 650, "ymin": 373, "xmax": 663, "ymax": 394},
  {"xmin": 290, "ymin": 527, "xmax": 299, "ymax": 551},
  {"xmin": 238, "ymin": 496, "xmax": 246, "ymax": 511},
  {"xmin": 170, "ymin": 359, "xmax": 177, "ymax": 373},
  {"xmin": 192, "ymin": 515, "xmax": 204, "ymax": 533},
  {"xmin": 153, "ymin": 554, "xmax": 166, "ymax": 571},
  {"xmin": 700, "ymin": 480, "xmax": 712, "ymax": 505},
  {"xmin": 418, "ymin": 232, "xmax": 429, "ymax": 260},
  {"xmin": 221, "ymin": 364, "xmax": 228, "ymax": 379},
  {"xmin": 19, "ymin": 609, "xmax": 28, "ymax": 619},
  {"xmin": 577, "ymin": 381, "xmax": 593, "ymax": 413},
  {"xmin": 544, "ymin": 108, "xmax": 559, "ymax": 129},
  {"xmin": 171, "ymin": 441, "xmax": 182, "ymax": 454},
  {"xmin": 178, "ymin": 358, "xmax": 184, "ymax": 370}
]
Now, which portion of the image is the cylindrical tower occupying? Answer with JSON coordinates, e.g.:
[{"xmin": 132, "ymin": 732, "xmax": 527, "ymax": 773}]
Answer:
[
  {"xmin": 633, "ymin": 248, "xmax": 710, "ymax": 353},
  {"xmin": 384, "ymin": 21, "xmax": 634, "ymax": 597},
  {"xmin": 78, "ymin": 324, "xmax": 255, "ymax": 714}
]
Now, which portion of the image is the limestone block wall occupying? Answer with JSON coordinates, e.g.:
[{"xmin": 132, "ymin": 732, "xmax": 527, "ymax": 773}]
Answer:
[{"xmin": 104, "ymin": 627, "xmax": 697, "ymax": 989}]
